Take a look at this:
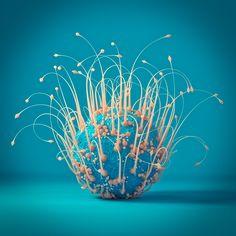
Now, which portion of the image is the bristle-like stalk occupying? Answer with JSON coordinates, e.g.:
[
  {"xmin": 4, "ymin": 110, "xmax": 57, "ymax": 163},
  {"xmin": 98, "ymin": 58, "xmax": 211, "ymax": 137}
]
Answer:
[{"xmin": 12, "ymin": 33, "xmax": 223, "ymax": 199}]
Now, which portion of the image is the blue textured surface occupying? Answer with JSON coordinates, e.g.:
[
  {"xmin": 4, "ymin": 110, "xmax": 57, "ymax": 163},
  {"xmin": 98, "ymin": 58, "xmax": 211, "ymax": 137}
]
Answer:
[{"xmin": 75, "ymin": 112, "xmax": 159, "ymax": 198}]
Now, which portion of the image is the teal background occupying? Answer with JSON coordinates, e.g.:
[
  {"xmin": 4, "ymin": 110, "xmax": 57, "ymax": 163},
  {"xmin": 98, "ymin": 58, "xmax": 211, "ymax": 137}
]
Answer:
[{"xmin": 0, "ymin": 0, "xmax": 236, "ymax": 235}]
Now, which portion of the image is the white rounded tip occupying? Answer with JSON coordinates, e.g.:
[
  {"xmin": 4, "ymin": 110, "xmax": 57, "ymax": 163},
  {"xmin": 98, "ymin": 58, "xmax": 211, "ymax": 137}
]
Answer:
[
  {"xmin": 165, "ymin": 34, "xmax": 172, "ymax": 38},
  {"xmin": 57, "ymin": 156, "xmax": 63, "ymax": 161},
  {"xmin": 111, "ymin": 42, "xmax": 115, "ymax": 46},
  {"xmin": 53, "ymin": 65, "xmax": 57, "ymax": 69},
  {"xmin": 187, "ymin": 86, "xmax": 194, "ymax": 93},
  {"xmin": 142, "ymin": 60, "xmax": 147, "ymax": 64},
  {"xmin": 57, "ymin": 66, "xmax": 62, "ymax": 70},
  {"xmin": 168, "ymin": 55, "xmax": 172, "ymax": 62},
  {"xmin": 15, "ymin": 113, "xmax": 20, "ymax": 119},
  {"xmin": 25, "ymin": 98, "xmax": 29, "ymax": 103},
  {"xmin": 77, "ymin": 62, "xmax": 81, "ymax": 67},
  {"xmin": 55, "ymin": 87, "xmax": 59, "ymax": 91},
  {"xmin": 72, "ymin": 70, "xmax": 82, "ymax": 75},
  {"xmin": 11, "ymin": 140, "xmax": 15, "ymax": 146},
  {"xmin": 100, "ymin": 49, "xmax": 105, "ymax": 54},
  {"xmin": 50, "ymin": 94, "xmax": 54, "ymax": 100},
  {"xmin": 214, "ymin": 94, "xmax": 224, "ymax": 104},
  {"xmin": 219, "ymin": 99, "xmax": 224, "ymax": 105},
  {"xmin": 194, "ymin": 162, "xmax": 201, "ymax": 167},
  {"xmin": 53, "ymin": 53, "xmax": 59, "ymax": 58},
  {"xmin": 48, "ymin": 139, "xmax": 54, "ymax": 143},
  {"xmin": 39, "ymin": 77, "xmax": 44, "ymax": 82},
  {"xmin": 75, "ymin": 32, "xmax": 80, "ymax": 37}
]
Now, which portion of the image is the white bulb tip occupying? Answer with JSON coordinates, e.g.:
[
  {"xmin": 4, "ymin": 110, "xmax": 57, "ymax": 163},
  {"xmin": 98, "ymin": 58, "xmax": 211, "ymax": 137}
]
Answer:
[
  {"xmin": 165, "ymin": 34, "xmax": 172, "ymax": 38},
  {"xmin": 75, "ymin": 32, "xmax": 80, "ymax": 37},
  {"xmin": 15, "ymin": 113, "xmax": 20, "ymax": 119},
  {"xmin": 194, "ymin": 162, "xmax": 201, "ymax": 167}
]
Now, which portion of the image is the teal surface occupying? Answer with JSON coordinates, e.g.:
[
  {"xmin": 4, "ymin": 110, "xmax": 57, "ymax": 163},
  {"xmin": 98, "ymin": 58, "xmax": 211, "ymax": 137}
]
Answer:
[
  {"xmin": 1, "ymin": 0, "xmax": 236, "ymax": 235},
  {"xmin": 0, "ymin": 182, "xmax": 236, "ymax": 236}
]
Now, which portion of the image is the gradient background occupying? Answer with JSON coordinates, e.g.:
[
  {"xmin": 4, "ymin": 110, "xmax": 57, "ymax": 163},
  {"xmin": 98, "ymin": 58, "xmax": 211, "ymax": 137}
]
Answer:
[{"xmin": 1, "ymin": 0, "xmax": 236, "ymax": 235}]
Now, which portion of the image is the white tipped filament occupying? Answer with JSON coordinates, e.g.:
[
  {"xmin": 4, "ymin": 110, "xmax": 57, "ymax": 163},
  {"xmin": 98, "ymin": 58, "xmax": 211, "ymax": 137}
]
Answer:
[
  {"xmin": 15, "ymin": 113, "xmax": 20, "ymax": 119},
  {"xmin": 48, "ymin": 140, "xmax": 54, "ymax": 143},
  {"xmin": 12, "ymin": 32, "xmax": 223, "ymax": 196},
  {"xmin": 165, "ymin": 34, "xmax": 172, "ymax": 38},
  {"xmin": 168, "ymin": 55, "xmax": 172, "ymax": 62}
]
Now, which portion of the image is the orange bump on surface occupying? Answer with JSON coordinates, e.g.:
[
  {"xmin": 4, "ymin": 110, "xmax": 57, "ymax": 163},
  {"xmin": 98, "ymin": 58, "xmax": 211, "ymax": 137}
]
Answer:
[{"xmin": 101, "ymin": 154, "xmax": 107, "ymax": 162}]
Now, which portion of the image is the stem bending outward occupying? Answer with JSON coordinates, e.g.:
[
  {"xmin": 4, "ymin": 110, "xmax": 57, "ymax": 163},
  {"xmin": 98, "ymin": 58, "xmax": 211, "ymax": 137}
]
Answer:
[{"xmin": 12, "ymin": 33, "xmax": 223, "ymax": 199}]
